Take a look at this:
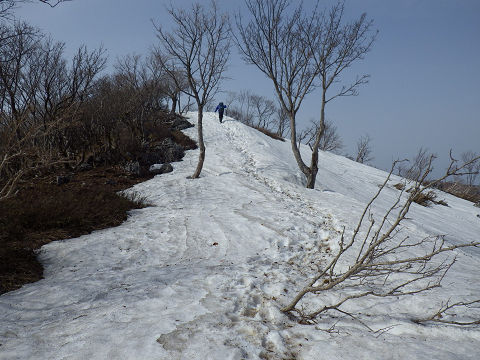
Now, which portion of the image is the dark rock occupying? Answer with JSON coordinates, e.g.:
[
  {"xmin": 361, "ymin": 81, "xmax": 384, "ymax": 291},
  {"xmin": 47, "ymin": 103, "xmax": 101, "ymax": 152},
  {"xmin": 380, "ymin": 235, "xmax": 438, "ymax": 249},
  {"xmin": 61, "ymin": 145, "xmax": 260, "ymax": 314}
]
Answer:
[
  {"xmin": 77, "ymin": 163, "xmax": 93, "ymax": 172},
  {"xmin": 162, "ymin": 140, "xmax": 185, "ymax": 163},
  {"xmin": 105, "ymin": 179, "xmax": 117, "ymax": 185},
  {"xmin": 124, "ymin": 161, "xmax": 140, "ymax": 175},
  {"xmin": 144, "ymin": 138, "xmax": 184, "ymax": 165},
  {"xmin": 123, "ymin": 161, "xmax": 149, "ymax": 177},
  {"xmin": 171, "ymin": 117, "xmax": 194, "ymax": 131},
  {"xmin": 474, "ymin": 202, "xmax": 480, "ymax": 208},
  {"xmin": 150, "ymin": 163, "xmax": 173, "ymax": 175},
  {"xmin": 56, "ymin": 175, "xmax": 71, "ymax": 185}
]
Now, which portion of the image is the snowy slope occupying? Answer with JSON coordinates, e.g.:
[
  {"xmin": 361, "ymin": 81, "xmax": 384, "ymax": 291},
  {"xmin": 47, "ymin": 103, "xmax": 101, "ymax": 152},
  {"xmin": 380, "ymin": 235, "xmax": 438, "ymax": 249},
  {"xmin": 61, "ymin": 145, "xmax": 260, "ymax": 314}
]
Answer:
[{"xmin": 1, "ymin": 113, "xmax": 479, "ymax": 359}]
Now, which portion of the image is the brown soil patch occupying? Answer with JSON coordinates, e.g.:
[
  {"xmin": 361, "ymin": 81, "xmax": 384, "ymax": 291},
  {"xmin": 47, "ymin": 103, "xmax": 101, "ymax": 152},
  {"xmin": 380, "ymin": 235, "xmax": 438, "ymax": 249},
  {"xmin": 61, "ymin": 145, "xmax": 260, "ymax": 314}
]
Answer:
[{"xmin": 0, "ymin": 167, "xmax": 153, "ymax": 294}]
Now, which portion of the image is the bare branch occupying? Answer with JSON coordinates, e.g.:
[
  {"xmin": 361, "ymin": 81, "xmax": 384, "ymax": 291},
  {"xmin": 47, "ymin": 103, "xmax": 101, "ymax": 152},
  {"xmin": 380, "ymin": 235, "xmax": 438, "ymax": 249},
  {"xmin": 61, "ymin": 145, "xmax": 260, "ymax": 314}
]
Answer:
[
  {"xmin": 414, "ymin": 299, "xmax": 480, "ymax": 326},
  {"xmin": 281, "ymin": 154, "xmax": 480, "ymax": 325}
]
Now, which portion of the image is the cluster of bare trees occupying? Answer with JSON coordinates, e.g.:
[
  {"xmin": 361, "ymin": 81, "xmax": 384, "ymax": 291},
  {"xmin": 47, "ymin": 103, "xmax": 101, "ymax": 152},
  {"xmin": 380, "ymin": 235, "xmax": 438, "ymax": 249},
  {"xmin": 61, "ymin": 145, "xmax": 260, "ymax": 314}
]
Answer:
[
  {"xmin": 0, "ymin": 21, "xmax": 106, "ymax": 198},
  {"xmin": 77, "ymin": 53, "xmax": 178, "ymax": 164},
  {"xmin": 226, "ymin": 90, "xmax": 288, "ymax": 137},
  {"xmin": 151, "ymin": 0, "xmax": 376, "ymax": 181},
  {"xmin": 0, "ymin": 18, "xmax": 194, "ymax": 199},
  {"xmin": 2, "ymin": 0, "xmax": 478, "ymax": 331}
]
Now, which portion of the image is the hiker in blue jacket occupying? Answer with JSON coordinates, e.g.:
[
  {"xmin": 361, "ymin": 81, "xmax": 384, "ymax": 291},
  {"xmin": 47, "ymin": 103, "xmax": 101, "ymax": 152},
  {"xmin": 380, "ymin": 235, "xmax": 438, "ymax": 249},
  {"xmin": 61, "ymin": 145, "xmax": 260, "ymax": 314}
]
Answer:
[{"xmin": 215, "ymin": 102, "xmax": 227, "ymax": 123}]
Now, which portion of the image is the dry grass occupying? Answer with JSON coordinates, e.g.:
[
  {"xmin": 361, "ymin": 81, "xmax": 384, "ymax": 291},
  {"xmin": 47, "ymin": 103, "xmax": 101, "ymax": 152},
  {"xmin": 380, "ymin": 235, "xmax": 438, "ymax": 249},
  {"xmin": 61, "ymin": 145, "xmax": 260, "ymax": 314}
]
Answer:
[
  {"xmin": 411, "ymin": 190, "xmax": 437, "ymax": 207},
  {"xmin": 411, "ymin": 190, "xmax": 448, "ymax": 207},
  {"xmin": 252, "ymin": 125, "xmax": 285, "ymax": 142},
  {"xmin": 392, "ymin": 182, "xmax": 448, "ymax": 207},
  {"xmin": 436, "ymin": 182, "xmax": 480, "ymax": 204}
]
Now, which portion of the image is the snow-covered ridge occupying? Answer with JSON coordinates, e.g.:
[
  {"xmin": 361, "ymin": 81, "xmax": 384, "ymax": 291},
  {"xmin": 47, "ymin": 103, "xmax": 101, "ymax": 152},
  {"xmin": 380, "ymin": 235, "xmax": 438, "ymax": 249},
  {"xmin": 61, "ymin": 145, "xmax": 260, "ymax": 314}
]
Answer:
[{"xmin": 1, "ymin": 113, "xmax": 479, "ymax": 359}]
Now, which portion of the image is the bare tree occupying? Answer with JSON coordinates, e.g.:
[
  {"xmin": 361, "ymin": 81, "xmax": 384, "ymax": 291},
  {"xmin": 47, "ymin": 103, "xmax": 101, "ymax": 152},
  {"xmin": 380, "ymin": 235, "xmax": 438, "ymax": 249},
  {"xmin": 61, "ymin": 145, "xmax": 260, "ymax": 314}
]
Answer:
[
  {"xmin": 307, "ymin": 1, "xmax": 376, "ymax": 186},
  {"xmin": 150, "ymin": 51, "xmax": 187, "ymax": 114},
  {"xmin": 237, "ymin": 0, "xmax": 376, "ymax": 188},
  {"xmin": 112, "ymin": 53, "xmax": 168, "ymax": 141},
  {"xmin": 0, "ymin": 1, "xmax": 16, "ymax": 19},
  {"xmin": 154, "ymin": 1, "xmax": 231, "ymax": 179},
  {"xmin": 298, "ymin": 119, "xmax": 343, "ymax": 154},
  {"xmin": 460, "ymin": 151, "xmax": 480, "ymax": 186},
  {"xmin": 236, "ymin": 0, "xmax": 322, "ymax": 188},
  {"xmin": 226, "ymin": 90, "xmax": 278, "ymax": 132},
  {"xmin": 250, "ymin": 94, "xmax": 276, "ymax": 129},
  {"xmin": 354, "ymin": 134, "xmax": 373, "ymax": 164},
  {"xmin": 281, "ymin": 153, "xmax": 480, "ymax": 325},
  {"xmin": 397, "ymin": 147, "xmax": 432, "ymax": 180}
]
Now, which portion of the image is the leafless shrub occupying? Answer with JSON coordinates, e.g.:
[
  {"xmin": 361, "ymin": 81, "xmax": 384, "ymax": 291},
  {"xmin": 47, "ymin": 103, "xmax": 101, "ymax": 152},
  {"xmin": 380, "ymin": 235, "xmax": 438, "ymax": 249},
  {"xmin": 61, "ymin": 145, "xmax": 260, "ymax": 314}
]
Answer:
[
  {"xmin": 397, "ymin": 147, "xmax": 433, "ymax": 180},
  {"xmin": 437, "ymin": 181, "xmax": 480, "ymax": 203},
  {"xmin": 281, "ymin": 153, "xmax": 480, "ymax": 325},
  {"xmin": 393, "ymin": 182, "xmax": 447, "ymax": 207},
  {"xmin": 119, "ymin": 190, "xmax": 152, "ymax": 208},
  {"xmin": 393, "ymin": 183, "xmax": 405, "ymax": 191},
  {"xmin": 354, "ymin": 134, "xmax": 374, "ymax": 164},
  {"xmin": 411, "ymin": 190, "xmax": 438, "ymax": 207}
]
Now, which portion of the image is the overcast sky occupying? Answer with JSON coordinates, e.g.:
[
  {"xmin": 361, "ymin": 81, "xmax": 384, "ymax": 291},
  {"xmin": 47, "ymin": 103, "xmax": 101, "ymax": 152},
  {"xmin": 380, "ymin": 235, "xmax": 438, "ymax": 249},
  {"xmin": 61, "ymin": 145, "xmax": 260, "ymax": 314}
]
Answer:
[{"xmin": 13, "ymin": 0, "xmax": 480, "ymax": 176}]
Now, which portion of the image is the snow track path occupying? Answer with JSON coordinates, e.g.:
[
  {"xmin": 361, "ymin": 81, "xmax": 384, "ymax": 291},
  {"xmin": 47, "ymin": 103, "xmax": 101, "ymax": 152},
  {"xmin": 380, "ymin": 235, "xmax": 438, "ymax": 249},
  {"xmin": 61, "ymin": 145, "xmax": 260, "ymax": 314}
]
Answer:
[{"xmin": 1, "ymin": 113, "xmax": 479, "ymax": 359}]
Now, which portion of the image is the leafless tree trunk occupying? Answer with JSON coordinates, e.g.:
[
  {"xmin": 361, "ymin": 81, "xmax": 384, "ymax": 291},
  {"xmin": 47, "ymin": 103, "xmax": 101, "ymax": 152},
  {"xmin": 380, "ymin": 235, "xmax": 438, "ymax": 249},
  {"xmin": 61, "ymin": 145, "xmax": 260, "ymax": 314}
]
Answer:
[
  {"xmin": 307, "ymin": 2, "xmax": 376, "ymax": 187},
  {"xmin": 154, "ymin": 1, "xmax": 231, "ymax": 179},
  {"xmin": 236, "ymin": 0, "xmax": 376, "ymax": 189},
  {"xmin": 275, "ymin": 105, "xmax": 289, "ymax": 137},
  {"xmin": 281, "ymin": 152, "xmax": 480, "ymax": 325}
]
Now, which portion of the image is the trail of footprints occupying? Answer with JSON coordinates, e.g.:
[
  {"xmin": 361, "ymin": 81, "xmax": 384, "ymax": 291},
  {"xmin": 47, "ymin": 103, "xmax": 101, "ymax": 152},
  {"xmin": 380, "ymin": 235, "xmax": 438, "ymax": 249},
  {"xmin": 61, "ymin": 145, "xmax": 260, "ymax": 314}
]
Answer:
[{"xmin": 156, "ymin": 125, "xmax": 344, "ymax": 358}]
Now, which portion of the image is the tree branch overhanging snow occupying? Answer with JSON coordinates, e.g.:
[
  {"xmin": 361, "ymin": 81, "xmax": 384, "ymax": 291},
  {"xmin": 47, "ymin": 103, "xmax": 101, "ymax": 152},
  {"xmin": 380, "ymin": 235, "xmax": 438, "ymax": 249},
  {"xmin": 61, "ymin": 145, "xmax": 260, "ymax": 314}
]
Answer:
[{"xmin": 281, "ymin": 154, "xmax": 480, "ymax": 325}]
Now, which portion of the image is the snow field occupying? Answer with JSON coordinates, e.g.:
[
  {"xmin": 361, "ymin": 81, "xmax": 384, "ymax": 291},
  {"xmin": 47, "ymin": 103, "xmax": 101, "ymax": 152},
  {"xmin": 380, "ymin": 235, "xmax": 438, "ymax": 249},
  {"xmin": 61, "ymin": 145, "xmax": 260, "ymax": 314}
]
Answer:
[{"xmin": 0, "ymin": 112, "xmax": 479, "ymax": 359}]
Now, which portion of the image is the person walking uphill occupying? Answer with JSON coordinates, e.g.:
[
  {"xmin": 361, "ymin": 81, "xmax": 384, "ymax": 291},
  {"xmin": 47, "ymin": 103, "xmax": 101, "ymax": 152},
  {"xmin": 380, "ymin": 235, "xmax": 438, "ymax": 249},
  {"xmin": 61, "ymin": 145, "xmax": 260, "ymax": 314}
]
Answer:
[{"xmin": 215, "ymin": 102, "xmax": 227, "ymax": 123}]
